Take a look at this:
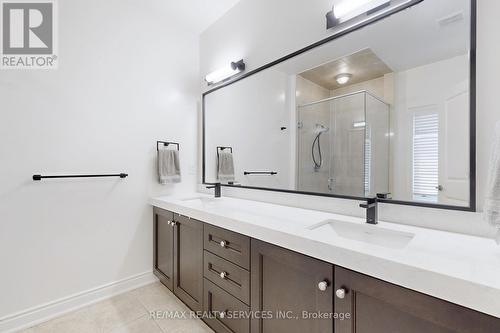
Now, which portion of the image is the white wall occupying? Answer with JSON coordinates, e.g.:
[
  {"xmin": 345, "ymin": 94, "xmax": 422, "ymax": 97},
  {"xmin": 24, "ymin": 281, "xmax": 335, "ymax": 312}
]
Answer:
[
  {"xmin": 391, "ymin": 55, "xmax": 470, "ymax": 203},
  {"xmin": 200, "ymin": 0, "xmax": 500, "ymax": 238},
  {"xmin": 0, "ymin": 0, "xmax": 199, "ymax": 327},
  {"xmin": 204, "ymin": 68, "xmax": 292, "ymax": 189},
  {"xmin": 199, "ymin": 0, "xmax": 333, "ymax": 90}
]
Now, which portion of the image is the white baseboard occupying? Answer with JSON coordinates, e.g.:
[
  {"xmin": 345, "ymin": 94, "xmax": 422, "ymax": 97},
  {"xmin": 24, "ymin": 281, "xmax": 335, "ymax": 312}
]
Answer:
[{"xmin": 0, "ymin": 271, "xmax": 158, "ymax": 333}]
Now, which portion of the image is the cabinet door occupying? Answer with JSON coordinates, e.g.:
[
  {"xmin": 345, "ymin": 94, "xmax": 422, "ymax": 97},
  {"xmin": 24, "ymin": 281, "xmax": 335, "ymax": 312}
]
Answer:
[
  {"xmin": 173, "ymin": 214, "xmax": 204, "ymax": 312},
  {"xmin": 204, "ymin": 278, "xmax": 250, "ymax": 333},
  {"xmin": 251, "ymin": 239, "xmax": 333, "ymax": 333},
  {"xmin": 153, "ymin": 208, "xmax": 174, "ymax": 291},
  {"xmin": 334, "ymin": 266, "xmax": 500, "ymax": 333}
]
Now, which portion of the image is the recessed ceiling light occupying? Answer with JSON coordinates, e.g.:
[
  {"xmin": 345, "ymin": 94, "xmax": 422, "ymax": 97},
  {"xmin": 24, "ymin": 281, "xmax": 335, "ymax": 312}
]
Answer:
[{"xmin": 336, "ymin": 73, "xmax": 352, "ymax": 85}]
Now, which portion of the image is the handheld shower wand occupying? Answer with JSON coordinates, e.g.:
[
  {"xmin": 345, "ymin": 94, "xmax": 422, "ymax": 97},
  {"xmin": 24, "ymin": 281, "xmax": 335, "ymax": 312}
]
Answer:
[{"xmin": 312, "ymin": 124, "xmax": 329, "ymax": 171}]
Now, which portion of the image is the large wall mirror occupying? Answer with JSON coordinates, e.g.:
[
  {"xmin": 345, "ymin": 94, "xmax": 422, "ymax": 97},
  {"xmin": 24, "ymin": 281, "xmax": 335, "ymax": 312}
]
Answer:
[{"xmin": 203, "ymin": 0, "xmax": 476, "ymax": 211}]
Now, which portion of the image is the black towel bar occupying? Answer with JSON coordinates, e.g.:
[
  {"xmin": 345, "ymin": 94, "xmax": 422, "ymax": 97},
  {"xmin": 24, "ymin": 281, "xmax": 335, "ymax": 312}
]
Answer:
[
  {"xmin": 244, "ymin": 171, "xmax": 278, "ymax": 175},
  {"xmin": 33, "ymin": 173, "xmax": 128, "ymax": 181}
]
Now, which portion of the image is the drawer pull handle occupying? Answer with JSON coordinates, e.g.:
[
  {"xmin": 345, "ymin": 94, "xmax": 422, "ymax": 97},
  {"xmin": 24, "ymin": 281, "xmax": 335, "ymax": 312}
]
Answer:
[
  {"xmin": 336, "ymin": 288, "xmax": 347, "ymax": 299},
  {"xmin": 219, "ymin": 310, "xmax": 227, "ymax": 319},
  {"xmin": 318, "ymin": 281, "xmax": 329, "ymax": 292},
  {"xmin": 220, "ymin": 240, "xmax": 227, "ymax": 248},
  {"xmin": 220, "ymin": 271, "xmax": 227, "ymax": 279}
]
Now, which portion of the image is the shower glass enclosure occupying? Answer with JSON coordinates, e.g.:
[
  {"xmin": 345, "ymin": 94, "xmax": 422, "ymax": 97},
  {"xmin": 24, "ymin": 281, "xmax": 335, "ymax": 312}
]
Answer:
[{"xmin": 297, "ymin": 91, "xmax": 390, "ymax": 197}]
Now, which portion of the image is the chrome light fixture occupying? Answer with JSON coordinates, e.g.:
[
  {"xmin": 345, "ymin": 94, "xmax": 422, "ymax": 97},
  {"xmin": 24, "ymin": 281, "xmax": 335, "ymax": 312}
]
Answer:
[
  {"xmin": 205, "ymin": 60, "xmax": 246, "ymax": 85},
  {"xmin": 326, "ymin": 0, "xmax": 422, "ymax": 30},
  {"xmin": 335, "ymin": 73, "xmax": 352, "ymax": 85}
]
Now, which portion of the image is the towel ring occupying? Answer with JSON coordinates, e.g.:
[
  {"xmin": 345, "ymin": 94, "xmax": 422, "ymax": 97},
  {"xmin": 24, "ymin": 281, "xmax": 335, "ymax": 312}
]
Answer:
[
  {"xmin": 157, "ymin": 141, "xmax": 180, "ymax": 152},
  {"xmin": 217, "ymin": 146, "xmax": 233, "ymax": 162}
]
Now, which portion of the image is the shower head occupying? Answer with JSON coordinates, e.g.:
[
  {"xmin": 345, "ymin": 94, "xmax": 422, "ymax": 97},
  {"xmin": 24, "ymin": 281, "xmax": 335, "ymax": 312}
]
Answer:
[{"xmin": 314, "ymin": 124, "xmax": 330, "ymax": 134}]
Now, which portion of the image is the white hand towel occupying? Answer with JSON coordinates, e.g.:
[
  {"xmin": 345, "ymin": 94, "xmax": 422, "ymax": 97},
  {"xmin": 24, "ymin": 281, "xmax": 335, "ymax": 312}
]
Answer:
[
  {"xmin": 218, "ymin": 151, "xmax": 235, "ymax": 182},
  {"xmin": 483, "ymin": 122, "xmax": 500, "ymax": 244},
  {"xmin": 158, "ymin": 148, "xmax": 181, "ymax": 184}
]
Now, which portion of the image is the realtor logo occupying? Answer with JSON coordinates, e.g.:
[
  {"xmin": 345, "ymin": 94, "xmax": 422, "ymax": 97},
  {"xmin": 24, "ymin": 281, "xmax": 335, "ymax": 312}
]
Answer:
[{"xmin": 1, "ymin": 0, "xmax": 58, "ymax": 69}]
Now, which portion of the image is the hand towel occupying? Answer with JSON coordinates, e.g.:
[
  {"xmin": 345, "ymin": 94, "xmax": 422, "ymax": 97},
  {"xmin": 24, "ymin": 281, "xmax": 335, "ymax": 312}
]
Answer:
[
  {"xmin": 218, "ymin": 151, "xmax": 235, "ymax": 182},
  {"xmin": 158, "ymin": 148, "xmax": 181, "ymax": 184},
  {"xmin": 483, "ymin": 122, "xmax": 500, "ymax": 244}
]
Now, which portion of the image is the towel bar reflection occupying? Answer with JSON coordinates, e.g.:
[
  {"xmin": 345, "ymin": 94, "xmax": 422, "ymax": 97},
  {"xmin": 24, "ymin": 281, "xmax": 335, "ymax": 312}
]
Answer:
[
  {"xmin": 157, "ymin": 141, "xmax": 180, "ymax": 151},
  {"xmin": 33, "ymin": 173, "xmax": 128, "ymax": 181},
  {"xmin": 244, "ymin": 171, "xmax": 278, "ymax": 175}
]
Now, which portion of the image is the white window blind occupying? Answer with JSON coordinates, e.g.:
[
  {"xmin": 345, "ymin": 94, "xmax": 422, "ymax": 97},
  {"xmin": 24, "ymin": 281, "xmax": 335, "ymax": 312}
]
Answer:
[
  {"xmin": 364, "ymin": 136, "xmax": 371, "ymax": 196},
  {"xmin": 412, "ymin": 113, "xmax": 439, "ymax": 202}
]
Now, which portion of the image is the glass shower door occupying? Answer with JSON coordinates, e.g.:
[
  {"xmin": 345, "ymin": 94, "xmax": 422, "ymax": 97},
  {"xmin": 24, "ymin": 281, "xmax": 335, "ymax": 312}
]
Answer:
[
  {"xmin": 297, "ymin": 91, "xmax": 390, "ymax": 198},
  {"xmin": 329, "ymin": 93, "xmax": 366, "ymax": 197},
  {"xmin": 297, "ymin": 99, "xmax": 332, "ymax": 194}
]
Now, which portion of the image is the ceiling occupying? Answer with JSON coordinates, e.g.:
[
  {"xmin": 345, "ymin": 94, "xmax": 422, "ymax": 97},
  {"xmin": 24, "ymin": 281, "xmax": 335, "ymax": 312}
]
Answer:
[
  {"xmin": 299, "ymin": 49, "xmax": 393, "ymax": 90},
  {"xmin": 276, "ymin": 0, "xmax": 470, "ymax": 77},
  {"xmin": 148, "ymin": 0, "xmax": 241, "ymax": 34}
]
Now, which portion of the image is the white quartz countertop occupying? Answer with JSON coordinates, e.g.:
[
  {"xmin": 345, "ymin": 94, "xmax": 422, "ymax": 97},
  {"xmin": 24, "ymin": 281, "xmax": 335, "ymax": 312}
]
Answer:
[{"xmin": 149, "ymin": 194, "xmax": 500, "ymax": 318}]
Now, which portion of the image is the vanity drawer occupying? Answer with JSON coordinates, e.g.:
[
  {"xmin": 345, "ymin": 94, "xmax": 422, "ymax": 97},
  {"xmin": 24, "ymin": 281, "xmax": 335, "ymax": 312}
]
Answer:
[
  {"xmin": 204, "ymin": 224, "xmax": 250, "ymax": 269},
  {"xmin": 203, "ymin": 278, "xmax": 250, "ymax": 333},
  {"xmin": 204, "ymin": 251, "xmax": 250, "ymax": 304}
]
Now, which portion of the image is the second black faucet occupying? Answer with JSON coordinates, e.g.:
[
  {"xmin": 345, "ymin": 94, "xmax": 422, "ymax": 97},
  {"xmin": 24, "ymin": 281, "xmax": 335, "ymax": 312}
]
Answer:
[
  {"xmin": 206, "ymin": 183, "xmax": 221, "ymax": 198},
  {"xmin": 360, "ymin": 198, "xmax": 378, "ymax": 225}
]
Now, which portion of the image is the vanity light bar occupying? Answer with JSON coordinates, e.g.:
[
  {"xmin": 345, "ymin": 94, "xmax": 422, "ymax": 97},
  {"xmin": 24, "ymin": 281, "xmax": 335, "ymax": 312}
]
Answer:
[
  {"xmin": 335, "ymin": 0, "xmax": 390, "ymax": 22},
  {"xmin": 205, "ymin": 60, "xmax": 246, "ymax": 85},
  {"xmin": 326, "ymin": 0, "xmax": 421, "ymax": 30}
]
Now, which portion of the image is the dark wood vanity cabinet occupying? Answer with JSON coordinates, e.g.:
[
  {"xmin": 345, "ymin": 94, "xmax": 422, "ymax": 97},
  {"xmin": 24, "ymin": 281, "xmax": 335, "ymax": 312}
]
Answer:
[
  {"xmin": 153, "ymin": 208, "xmax": 204, "ymax": 312},
  {"xmin": 153, "ymin": 208, "xmax": 175, "ymax": 290},
  {"xmin": 334, "ymin": 266, "xmax": 500, "ymax": 333},
  {"xmin": 203, "ymin": 225, "xmax": 252, "ymax": 333},
  {"xmin": 204, "ymin": 224, "xmax": 251, "ymax": 270},
  {"xmin": 153, "ymin": 208, "xmax": 500, "ymax": 333},
  {"xmin": 173, "ymin": 213, "xmax": 204, "ymax": 312},
  {"xmin": 250, "ymin": 239, "xmax": 334, "ymax": 333}
]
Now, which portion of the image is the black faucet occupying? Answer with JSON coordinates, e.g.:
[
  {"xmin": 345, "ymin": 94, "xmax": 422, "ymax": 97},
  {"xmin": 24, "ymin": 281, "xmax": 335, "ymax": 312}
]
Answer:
[
  {"xmin": 360, "ymin": 198, "xmax": 378, "ymax": 225},
  {"xmin": 206, "ymin": 183, "xmax": 221, "ymax": 198}
]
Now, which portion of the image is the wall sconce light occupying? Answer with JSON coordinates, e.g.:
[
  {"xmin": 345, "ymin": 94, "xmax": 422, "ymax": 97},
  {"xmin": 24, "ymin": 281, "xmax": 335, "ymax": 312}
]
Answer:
[
  {"xmin": 326, "ymin": 0, "xmax": 421, "ymax": 30},
  {"xmin": 205, "ymin": 59, "xmax": 246, "ymax": 85}
]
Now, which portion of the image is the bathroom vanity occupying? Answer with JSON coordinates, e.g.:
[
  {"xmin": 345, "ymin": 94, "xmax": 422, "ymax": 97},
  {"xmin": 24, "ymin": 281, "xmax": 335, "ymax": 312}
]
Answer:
[
  {"xmin": 151, "ymin": 195, "xmax": 500, "ymax": 333},
  {"xmin": 153, "ymin": 5, "xmax": 496, "ymax": 331}
]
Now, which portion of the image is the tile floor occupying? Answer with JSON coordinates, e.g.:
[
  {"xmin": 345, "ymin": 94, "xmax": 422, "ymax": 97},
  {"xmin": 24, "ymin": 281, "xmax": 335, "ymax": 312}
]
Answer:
[{"xmin": 19, "ymin": 282, "xmax": 214, "ymax": 333}]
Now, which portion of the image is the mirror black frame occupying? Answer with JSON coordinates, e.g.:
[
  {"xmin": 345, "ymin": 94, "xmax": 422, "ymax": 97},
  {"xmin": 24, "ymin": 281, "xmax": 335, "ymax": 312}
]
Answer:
[{"xmin": 202, "ymin": 0, "xmax": 477, "ymax": 212}]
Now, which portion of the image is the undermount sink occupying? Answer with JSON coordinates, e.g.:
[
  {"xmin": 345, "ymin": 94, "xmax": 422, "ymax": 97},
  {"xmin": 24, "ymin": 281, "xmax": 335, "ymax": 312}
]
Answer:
[
  {"xmin": 308, "ymin": 219, "xmax": 415, "ymax": 249},
  {"xmin": 179, "ymin": 196, "xmax": 219, "ymax": 204}
]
